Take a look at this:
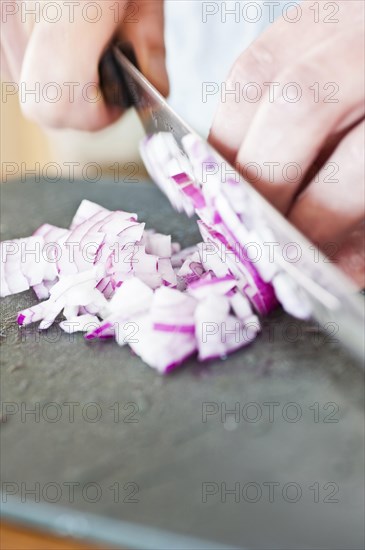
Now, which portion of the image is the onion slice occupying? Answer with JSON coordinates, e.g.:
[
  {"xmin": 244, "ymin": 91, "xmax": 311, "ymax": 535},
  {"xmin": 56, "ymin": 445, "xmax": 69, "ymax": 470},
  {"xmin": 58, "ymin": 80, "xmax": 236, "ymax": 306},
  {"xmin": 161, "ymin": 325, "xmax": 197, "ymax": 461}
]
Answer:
[{"xmin": 1, "ymin": 132, "xmax": 315, "ymax": 374}]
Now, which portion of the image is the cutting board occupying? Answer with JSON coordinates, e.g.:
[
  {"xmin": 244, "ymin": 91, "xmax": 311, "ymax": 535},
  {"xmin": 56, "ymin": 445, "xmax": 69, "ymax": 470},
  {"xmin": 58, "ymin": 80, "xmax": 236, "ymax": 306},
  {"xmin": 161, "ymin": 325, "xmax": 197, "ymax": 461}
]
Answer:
[{"xmin": 1, "ymin": 179, "xmax": 364, "ymax": 549}]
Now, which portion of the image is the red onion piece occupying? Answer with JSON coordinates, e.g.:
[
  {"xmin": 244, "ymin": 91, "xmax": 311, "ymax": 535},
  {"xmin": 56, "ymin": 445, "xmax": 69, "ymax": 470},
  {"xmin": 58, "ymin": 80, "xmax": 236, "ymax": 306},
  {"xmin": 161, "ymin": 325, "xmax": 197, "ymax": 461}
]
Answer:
[
  {"xmin": 60, "ymin": 314, "xmax": 100, "ymax": 334},
  {"xmin": 1, "ymin": 130, "xmax": 315, "ymax": 373},
  {"xmin": 194, "ymin": 294, "xmax": 260, "ymax": 361},
  {"xmin": 128, "ymin": 313, "xmax": 197, "ymax": 374}
]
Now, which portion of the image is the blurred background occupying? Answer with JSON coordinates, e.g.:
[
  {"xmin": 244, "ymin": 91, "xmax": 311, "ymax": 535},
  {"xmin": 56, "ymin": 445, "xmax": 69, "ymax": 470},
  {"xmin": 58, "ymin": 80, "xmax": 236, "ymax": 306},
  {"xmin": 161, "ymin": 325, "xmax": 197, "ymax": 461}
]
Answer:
[{"xmin": 0, "ymin": 89, "xmax": 146, "ymax": 182}]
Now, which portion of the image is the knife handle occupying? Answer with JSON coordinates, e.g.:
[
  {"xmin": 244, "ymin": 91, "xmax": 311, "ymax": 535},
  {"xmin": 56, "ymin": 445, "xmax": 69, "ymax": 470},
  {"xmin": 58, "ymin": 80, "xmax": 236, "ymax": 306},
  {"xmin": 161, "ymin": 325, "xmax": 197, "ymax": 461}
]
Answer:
[{"xmin": 99, "ymin": 42, "xmax": 139, "ymax": 108}]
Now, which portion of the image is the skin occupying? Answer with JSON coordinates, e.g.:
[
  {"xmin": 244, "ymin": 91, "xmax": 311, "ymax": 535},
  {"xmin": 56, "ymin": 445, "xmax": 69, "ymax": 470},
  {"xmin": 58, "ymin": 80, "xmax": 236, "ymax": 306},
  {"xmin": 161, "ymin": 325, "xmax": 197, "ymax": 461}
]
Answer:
[
  {"xmin": 209, "ymin": 1, "xmax": 364, "ymax": 286},
  {"xmin": 1, "ymin": 0, "xmax": 168, "ymax": 130},
  {"xmin": 2, "ymin": 0, "xmax": 364, "ymax": 284}
]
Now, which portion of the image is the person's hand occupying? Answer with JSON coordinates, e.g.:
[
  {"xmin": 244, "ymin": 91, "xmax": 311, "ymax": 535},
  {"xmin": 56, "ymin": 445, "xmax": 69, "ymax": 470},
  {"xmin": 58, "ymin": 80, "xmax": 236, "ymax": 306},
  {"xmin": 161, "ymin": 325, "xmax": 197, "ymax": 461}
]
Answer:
[
  {"xmin": 209, "ymin": 1, "xmax": 364, "ymax": 286},
  {"xmin": 1, "ymin": 0, "xmax": 168, "ymax": 130}
]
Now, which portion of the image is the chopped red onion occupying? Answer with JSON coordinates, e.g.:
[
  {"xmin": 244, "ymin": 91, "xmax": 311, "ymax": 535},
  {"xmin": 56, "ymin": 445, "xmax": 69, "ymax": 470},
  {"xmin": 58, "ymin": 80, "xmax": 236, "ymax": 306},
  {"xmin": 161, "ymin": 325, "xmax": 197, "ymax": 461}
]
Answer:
[
  {"xmin": 60, "ymin": 314, "xmax": 100, "ymax": 334},
  {"xmin": 141, "ymin": 132, "xmax": 312, "ymax": 322},
  {"xmin": 1, "ymin": 237, "xmax": 51, "ymax": 297},
  {"xmin": 194, "ymin": 295, "xmax": 260, "ymax": 361},
  {"xmin": 272, "ymin": 272, "xmax": 312, "ymax": 320},
  {"xmin": 128, "ymin": 313, "xmax": 197, "ymax": 373},
  {"xmin": 1, "ymin": 131, "xmax": 314, "ymax": 373}
]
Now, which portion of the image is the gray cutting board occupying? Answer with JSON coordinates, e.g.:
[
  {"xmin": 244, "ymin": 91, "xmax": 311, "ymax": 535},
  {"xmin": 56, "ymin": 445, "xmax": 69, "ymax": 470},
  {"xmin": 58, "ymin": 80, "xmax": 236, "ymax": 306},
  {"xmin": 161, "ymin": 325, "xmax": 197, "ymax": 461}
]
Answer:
[{"xmin": 1, "ymin": 179, "xmax": 364, "ymax": 549}]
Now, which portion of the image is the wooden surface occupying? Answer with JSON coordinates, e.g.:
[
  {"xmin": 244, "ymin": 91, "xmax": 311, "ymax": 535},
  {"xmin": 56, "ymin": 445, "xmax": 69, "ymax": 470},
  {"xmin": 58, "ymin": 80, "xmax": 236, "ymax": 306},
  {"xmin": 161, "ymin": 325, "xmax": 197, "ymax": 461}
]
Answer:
[{"xmin": 0, "ymin": 523, "xmax": 105, "ymax": 550}]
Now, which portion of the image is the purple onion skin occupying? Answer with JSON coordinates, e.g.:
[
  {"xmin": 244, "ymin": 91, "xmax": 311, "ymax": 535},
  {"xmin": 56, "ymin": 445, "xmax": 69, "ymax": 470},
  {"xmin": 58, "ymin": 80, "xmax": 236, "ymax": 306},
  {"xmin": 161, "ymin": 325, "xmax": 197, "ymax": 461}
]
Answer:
[
  {"xmin": 199, "ymin": 221, "xmax": 278, "ymax": 315},
  {"xmin": 153, "ymin": 323, "xmax": 195, "ymax": 334},
  {"xmin": 17, "ymin": 314, "xmax": 25, "ymax": 326},
  {"xmin": 163, "ymin": 351, "xmax": 196, "ymax": 374}
]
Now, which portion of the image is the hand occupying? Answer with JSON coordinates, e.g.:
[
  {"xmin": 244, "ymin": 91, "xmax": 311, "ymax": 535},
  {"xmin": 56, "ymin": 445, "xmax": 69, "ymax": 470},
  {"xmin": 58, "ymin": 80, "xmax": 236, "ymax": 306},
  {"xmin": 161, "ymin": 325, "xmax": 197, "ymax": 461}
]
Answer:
[
  {"xmin": 209, "ymin": 1, "xmax": 364, "ymax": 286},
  {"xmin": 1, "ymin": 0, "xmax": 168, "ymax": 130}
]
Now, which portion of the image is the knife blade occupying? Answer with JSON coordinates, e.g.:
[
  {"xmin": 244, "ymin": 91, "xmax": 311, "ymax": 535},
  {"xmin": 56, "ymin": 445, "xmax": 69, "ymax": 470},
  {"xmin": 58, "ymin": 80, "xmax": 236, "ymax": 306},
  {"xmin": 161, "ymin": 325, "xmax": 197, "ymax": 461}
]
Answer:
[{"xmin": 100, "ymin": 44, "xmax": 364, "ymax": 362}]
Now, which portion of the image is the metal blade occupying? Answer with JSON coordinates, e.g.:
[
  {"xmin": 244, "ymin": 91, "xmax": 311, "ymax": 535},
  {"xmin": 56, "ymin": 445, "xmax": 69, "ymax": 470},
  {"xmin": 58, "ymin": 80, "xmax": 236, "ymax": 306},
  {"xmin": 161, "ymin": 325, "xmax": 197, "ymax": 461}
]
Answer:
[{"xmin": 112, "ymin": 47, "xmax": 365, "ymax": 363}]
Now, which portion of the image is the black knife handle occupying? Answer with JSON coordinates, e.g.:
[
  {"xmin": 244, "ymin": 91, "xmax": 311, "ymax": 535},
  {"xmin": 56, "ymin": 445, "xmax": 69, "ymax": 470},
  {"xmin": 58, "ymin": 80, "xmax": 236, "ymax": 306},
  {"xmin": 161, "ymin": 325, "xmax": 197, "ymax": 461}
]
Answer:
[{"xmin": 99, "ymin": 42, "xmax": 139, "ymax": 109}]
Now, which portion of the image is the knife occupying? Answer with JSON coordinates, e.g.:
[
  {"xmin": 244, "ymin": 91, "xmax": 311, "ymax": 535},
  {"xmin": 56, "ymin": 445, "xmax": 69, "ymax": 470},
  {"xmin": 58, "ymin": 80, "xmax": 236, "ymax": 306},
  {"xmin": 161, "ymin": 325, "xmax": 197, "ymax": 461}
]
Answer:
[{"xmin": 99, "ymin": 44, "xmax": 365, "ymax": 363}]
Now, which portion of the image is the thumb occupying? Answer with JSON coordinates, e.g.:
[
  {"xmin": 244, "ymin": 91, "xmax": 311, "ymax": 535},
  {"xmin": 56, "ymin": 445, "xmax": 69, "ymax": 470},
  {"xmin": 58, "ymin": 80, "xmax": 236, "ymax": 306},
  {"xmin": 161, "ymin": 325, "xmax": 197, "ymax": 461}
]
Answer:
[
  {"xmin": 19, "ymin": 1, "xmax": 123, "ymax": 130},
  {"xmin": 120, "ymin": 0, "xmax": 169, "ymax": 96}
]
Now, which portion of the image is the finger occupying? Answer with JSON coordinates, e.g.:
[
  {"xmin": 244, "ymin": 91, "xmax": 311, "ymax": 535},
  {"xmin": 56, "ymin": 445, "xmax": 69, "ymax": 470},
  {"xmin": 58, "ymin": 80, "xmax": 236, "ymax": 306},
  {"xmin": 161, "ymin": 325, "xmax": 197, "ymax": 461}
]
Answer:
[
  {"xmin": 0, "ymin": 0, "xmax": 30, "ymax": 81},
  {"xmin": 120, "ymin": 0, "xmax": 169, "ymax": 97},
  {"xmin": 332, "ymin": 224, "xmax": 365, "ymax": 288},
  {"xmin": 20, "ymin": 1, "xmax": 123, "ymax": 131},
  {"xmin": 288, "ymin": 120, "xmax": 365, "ymax": 245},
  {"xmin": 297, "ymin": 126, "xmax": 354, "ymax": 191},
  {"xmin": 208, "ymin": 1, "xmax": 351, "ymax": 163},
  {"xmin": 236, "ymin": 28, "xmax": 365, "ymax": 213}
]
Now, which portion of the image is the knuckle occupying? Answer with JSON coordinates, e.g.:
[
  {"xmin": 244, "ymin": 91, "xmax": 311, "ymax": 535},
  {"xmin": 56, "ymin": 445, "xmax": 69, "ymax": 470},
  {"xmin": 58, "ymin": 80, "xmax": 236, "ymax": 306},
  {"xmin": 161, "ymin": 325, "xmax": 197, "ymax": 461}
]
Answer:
[
  {"xmin": 342, "ymin": 123, "xmax": 365, "ymax": 168},
  {"xmin": 273, "ymin": 62, "xmax": 320, "ymax": 113},
  {"xmin": 279, "ymin": 59, "xmax": 319, "ymax": 89},
  {"xmin": 19, "ymin": 76, "xmax": 103, "ymax": 130},
  {"xmin": 20, "ymin": 93, "xmax": 66, "ymax": 129},
  {"xmin": 228, "ymin": 43, "xmax": 275, "ymax": 86}
]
